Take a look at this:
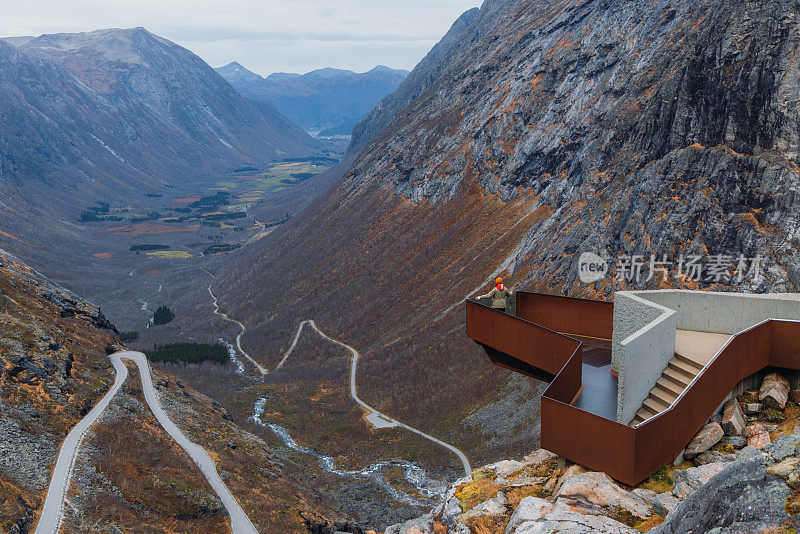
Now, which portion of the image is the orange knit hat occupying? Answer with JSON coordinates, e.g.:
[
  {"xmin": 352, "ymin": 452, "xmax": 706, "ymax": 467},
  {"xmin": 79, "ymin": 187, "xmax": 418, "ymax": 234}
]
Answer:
[{"xmin": 496, "ymin": 277, "xmax": 503, "ymax": 284}]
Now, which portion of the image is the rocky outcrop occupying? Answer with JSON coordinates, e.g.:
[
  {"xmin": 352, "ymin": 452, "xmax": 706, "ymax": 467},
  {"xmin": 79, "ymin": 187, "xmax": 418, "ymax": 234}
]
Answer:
[
  {"xmin": 512, "ymin": 507, "xmax": 638, "ymax": 534},
  {"xmin": 653, "ymin": 443, "xmax": 795, "ymax": 533},
  {"xmin": 672, "ymin": 462, "xmax": 728, "ymax": 499},
  {"xmin": 759, "ymin": 373, "xmax": 790, "ymax": 410},
  {"xmin": 393, "ymin": 432, "xmax": 800, "ymax": 534},
  {"xmin": 554, "ymin": 471, "xmax": 652, "ymax": 519},
  {"xmin": 684, "ymin": 423, "xmax": 724, "ymax": 459},
  {"xmin": 0, "ymin": 247, "xmax": 117, "ymax": 333}
]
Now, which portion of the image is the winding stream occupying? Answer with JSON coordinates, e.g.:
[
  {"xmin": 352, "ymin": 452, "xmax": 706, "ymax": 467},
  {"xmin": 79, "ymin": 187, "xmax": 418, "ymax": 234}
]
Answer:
[{"xmin": 251, "ymin": 398, "xmax": 447, "ymax": 506}]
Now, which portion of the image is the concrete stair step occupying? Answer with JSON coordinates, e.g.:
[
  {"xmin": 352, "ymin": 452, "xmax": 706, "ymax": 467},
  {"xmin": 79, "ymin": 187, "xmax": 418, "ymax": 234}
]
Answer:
[
  {"xmin": 656, "ymin": 377, "xmax": 685, "ymax": 396},
  {"xmin": 644, "ymin": 396, "xmax": 670, "ymax": 414},
  {"xmin": 674, "ymin": 353, "xmax": 704, "ymax": 371},
  {"xmin": 663, "ymin": 366, "xmax": 693, "ymax": 387},
  {"xmin": 636, "ymin": 405, "xmax": 657, "ymax": 421},
  {"xmin": 651, "ymin": 386, "xmax": 677, "ymax": 406},
  {"xmin": 668, "ymin": 358, "xmax": 701, "ymax": 378}
]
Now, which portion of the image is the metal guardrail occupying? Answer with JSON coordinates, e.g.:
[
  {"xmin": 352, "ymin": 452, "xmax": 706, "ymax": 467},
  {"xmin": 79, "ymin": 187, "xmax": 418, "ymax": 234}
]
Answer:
[{"xmin": 466, "ymin": 292, "xmax": 800, "ymax": 485}]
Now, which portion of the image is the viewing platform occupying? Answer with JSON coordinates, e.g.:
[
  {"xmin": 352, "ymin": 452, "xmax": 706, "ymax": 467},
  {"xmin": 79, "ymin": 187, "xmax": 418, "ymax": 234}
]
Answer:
[{"xmin": 466, "ymin": 290, "xmax": 800, "ymax": 485}]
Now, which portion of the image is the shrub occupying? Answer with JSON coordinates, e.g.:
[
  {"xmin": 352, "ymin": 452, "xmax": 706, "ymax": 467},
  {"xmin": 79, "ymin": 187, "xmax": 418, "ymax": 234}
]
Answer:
[
  {"xmin": 144, "ymin": 342, "xmax": 228, "ymax": 365},
  {"xmin": 761, "ymin": 408, "xmax": 786, "ymax": 423},
  {"xmin": 119, "ymin": 331, "xmax": 139, "ymax": 343},
  {"xmin": 130, "ymin": 244, "xmax": 170, "ymax": 252},
  {"xmin": 153, "ymin": 305, "xmax": 175, "ymax": 325},
  {"xmin": 203, "ymin": 244, "xmax": 241, "ymax": 256}
]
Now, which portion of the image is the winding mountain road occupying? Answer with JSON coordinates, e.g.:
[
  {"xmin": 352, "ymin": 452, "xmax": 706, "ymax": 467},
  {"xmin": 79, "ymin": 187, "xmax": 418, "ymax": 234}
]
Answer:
[
  {"xmin": 35, "ymin": 352, "xmax": 258, "ymax": 534},
  {"xmin": 303, "ymin": 320, "xmax": 473, "ymax": 477},
  {"xmin": 204, "ymin": 271, "xmax": 471, "ymax": 475}
]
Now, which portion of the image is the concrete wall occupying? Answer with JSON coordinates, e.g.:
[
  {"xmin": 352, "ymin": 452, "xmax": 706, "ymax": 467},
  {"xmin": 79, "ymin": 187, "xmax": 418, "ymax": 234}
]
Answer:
[
  {"xmin": 612, "ymin": 290, "xmax": 800, "ymax": 426},
  {"xmin": 630, "ymin": 290, "xmax": 800, "ymax": 334},
  {"xmin": 611, "ymin": 291, "xmax": 677, "ymax": 424},
  {"xmin": 611, "ymin": 293, "xmax": 666, "ymax": 373},
  {"xmin": 612, "ymin": 292, "xmax": 677, "ymax": 424}
]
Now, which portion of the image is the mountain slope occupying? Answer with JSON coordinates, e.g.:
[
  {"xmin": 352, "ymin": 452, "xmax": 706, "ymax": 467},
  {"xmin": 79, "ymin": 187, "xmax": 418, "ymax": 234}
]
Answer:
[
  {"xmin": 214, "ymin": 0, "xmax": 800, "ymax": 482},
  {"xmin": 218, "ymin": 63, "xmax": 408, "ymax": 132},
  {"xmin": 19, "ymin": 28, "xmax": 316, "ymax": 177},
  {"xmin": 0, "ymin": 28, "xmax": 317, "ymax": 215}
]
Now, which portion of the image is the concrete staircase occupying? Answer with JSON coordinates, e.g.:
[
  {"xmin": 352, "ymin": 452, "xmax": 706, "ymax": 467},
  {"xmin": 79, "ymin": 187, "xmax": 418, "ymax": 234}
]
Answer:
[
  {"xmin": 630, "ymin": 354, "xmax": 703, "ymax": 426},
  {"xmin": 629, "ymin": 329, "xmax": 732, "ymax": 426}
]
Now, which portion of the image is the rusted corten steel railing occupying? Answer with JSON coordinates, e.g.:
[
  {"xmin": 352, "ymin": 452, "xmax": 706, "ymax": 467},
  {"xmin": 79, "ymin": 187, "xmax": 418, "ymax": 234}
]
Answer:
[{"xmin": 466, "ymin": 292, "xmax": 800, "ymax": 486}]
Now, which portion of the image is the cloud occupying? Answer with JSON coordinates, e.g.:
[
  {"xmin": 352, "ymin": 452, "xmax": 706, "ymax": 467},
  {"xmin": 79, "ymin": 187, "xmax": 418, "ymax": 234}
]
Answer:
[{"xmin": 0, "ymin": 0, "xmax": 483, "ymax": 74}]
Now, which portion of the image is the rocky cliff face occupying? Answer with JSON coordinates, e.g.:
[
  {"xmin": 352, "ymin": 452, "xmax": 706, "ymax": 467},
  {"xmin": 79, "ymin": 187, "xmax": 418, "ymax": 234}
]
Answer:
[{"xmin": 349, "ymin": 0, "xmax": 800, "ymax": 294}]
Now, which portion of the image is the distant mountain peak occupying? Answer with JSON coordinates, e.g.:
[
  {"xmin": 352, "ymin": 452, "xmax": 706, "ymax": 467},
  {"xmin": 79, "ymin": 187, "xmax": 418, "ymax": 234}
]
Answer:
[
  {"xmin": 215, "ymin": 61, "xmax": 263, "ymax": 83},
  {"xmin": 368, "ymin": 65, "xmax": 408, "ymax": 74}
]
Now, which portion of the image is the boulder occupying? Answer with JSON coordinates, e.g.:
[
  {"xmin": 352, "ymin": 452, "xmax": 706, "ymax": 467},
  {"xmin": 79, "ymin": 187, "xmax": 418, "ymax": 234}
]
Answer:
[
  {"xmin": 745, "ymin": 423, "xmax": 771, "ymax": 448},
  {"xmin": 554, "ymin": 471, "xmax": 651, "ymax": 519},
  {"xmin": 790, "ymin": 389, "xmax": 800, "ymax": 404},
  {"xmin": 673, "ymin": 462, "xmax": 727, "ymax": 498},
  {"xmin": 523, "ymin": 449, "xmax": 557, "ymax": 466},
  {"xmin": 743, "ymin": 402, "xmax": 763, "ymax": 415},
  {"xmin": 694, "ymin": 451, "xmax": 736, "ymax": 465},
  {"xmin": 736, "ymin": 445, "xmax": 758, "ymax": 457},
  {"xmin": 766, "ymin": 457, "xmax": 799, "ymax": 479},
  {"xmin": 513, "ymin": 507, "xmax": 639, "ymax": 534},
  {"xmin": 759, "ymin": 373, "xmax": 790, "ymax": 410},
  {"xmin": 459, "ymin": 491, "xmax": 507, "ymax": 521},
  {"xmin": 504, "ymin": 496, "xmax": 552, "ymax": 534},
  {"xmin": 684, "ymin": 423, "xmax": 724, "ymax": 459},
  {"xmin": 487, "ymin": 459, "xmax": 526, "ymax": 479},
  {"xmin": 384, "ymin": 515, "xmax": 433, "ymax": 534},
  {"xmin": 720, "ymin": 399, "xmax": 746, "ymax": 436},
  {"xmin": 652, "ymin": 449, "xmax": 790, "ymax": 533},
  {"xmin": 552, "ymin": 464, "xmax": 588, "ymax": 495},
  {"xmin": 720, "ymin": 436, "xmax": 747, "ymax": 449},
  {"xmin": 652, "ymin": 492, "xmax": 679, "ymax": 517}
]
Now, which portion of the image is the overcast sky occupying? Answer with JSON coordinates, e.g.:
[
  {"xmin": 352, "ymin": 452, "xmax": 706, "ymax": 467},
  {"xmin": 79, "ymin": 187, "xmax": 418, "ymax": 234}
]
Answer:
[{"xmin": 0, "ymin": 0, "xmax": 483, "ymax": 75}]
